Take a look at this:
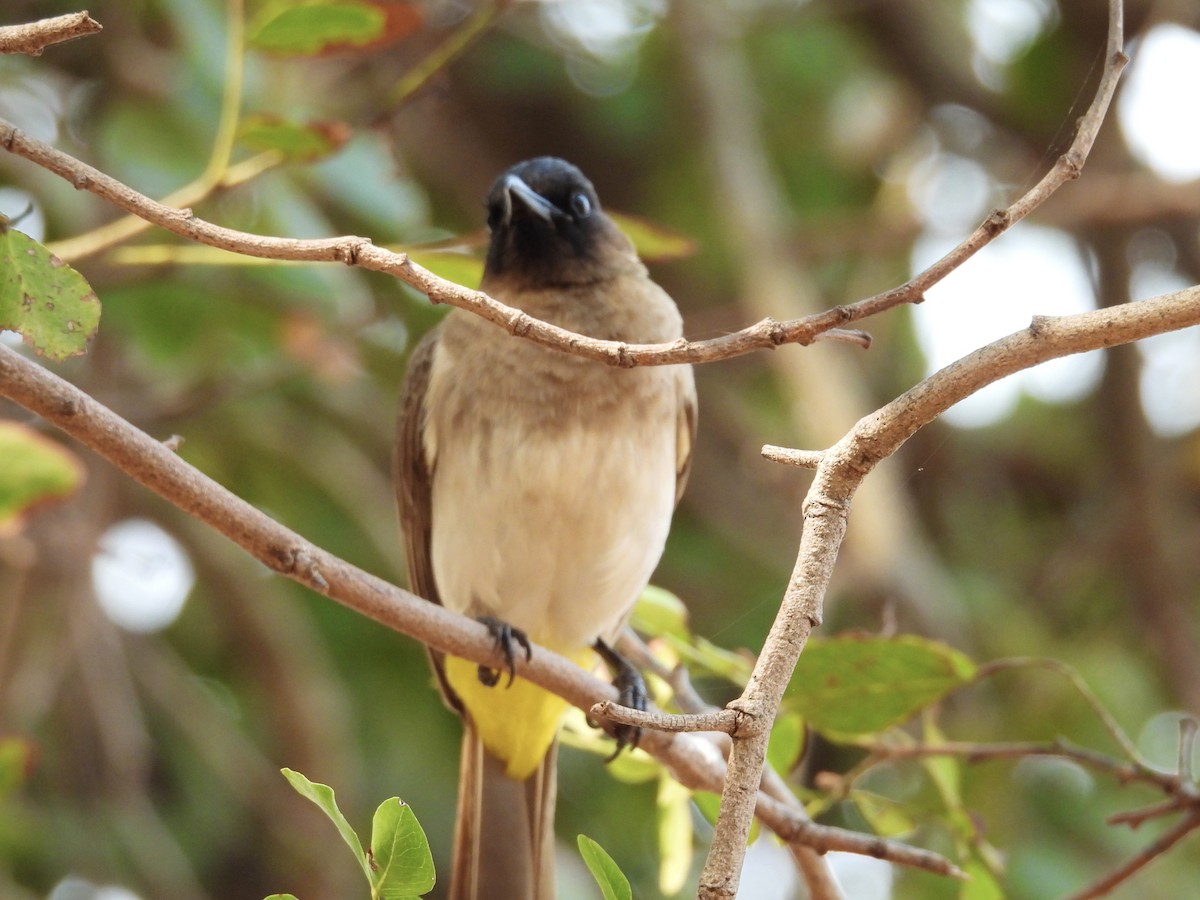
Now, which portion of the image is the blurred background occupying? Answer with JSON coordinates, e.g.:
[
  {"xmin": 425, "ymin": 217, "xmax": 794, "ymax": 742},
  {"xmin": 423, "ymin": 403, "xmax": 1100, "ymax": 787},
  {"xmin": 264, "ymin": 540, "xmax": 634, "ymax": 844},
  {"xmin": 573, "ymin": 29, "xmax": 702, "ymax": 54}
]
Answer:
[{"xmin": 2, "ymin": 0, "xmax": 1200, "ymax": 897}]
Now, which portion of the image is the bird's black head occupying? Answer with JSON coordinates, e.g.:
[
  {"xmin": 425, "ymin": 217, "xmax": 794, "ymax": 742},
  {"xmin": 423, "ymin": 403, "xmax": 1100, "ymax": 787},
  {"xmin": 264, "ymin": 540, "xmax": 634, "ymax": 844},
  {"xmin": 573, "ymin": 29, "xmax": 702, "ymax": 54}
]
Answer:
[{"xmin": 482, "ymin": 157, "xmax": 633, "ymax": 286}]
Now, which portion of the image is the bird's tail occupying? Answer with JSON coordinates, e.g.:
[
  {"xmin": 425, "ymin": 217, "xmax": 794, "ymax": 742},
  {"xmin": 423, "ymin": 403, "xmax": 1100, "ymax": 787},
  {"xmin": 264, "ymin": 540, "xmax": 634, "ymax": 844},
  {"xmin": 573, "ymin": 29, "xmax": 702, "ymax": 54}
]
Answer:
[{"xmin": 450, "ymin": 720, "xmax": 557, "ymax": 900}]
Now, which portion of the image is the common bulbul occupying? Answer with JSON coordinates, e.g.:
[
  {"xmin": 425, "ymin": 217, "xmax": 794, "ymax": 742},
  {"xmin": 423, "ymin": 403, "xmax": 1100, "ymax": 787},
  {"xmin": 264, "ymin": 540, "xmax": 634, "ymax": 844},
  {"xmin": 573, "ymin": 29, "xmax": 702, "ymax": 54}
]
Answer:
[{"xmin": 395, "ymin": 157, "xmax": 696, "ymax": 900}]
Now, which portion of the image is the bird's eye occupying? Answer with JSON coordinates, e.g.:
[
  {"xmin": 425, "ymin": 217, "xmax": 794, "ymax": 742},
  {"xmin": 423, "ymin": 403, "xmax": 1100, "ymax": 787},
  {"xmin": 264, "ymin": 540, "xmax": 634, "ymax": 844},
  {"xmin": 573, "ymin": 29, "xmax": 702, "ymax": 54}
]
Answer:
[{"xmin": 570, "ymin": 192, "xmax": 592, "ymax": 218}]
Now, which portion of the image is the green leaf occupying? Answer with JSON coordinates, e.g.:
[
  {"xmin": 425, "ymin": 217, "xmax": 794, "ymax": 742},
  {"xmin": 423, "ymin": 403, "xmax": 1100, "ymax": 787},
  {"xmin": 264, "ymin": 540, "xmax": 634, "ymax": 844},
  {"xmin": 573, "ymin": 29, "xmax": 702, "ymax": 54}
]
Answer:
[
  {"xmin": 765, "ymin": 711, "xmax": 805, "ymax": 775},
  {"xmin": 404, "ymin": 248, "xmax": 484, "ymax": 290},
  {"xmin": 609, "ymin": 211, "xmax": 697, "ymax": 262},
  {"xmin": 921, "ymin": 716, "xmax": 963, "ymax": 812},
  {"xmin": 631, "ymin": 584, "xmax": 691, "ymax": 639},
  {"xmin": 669, "ymin": 633, "xmax": 754, "ymax": 685},
  {"xmin": 239, "ymin": 115, "xmax": 351, "ymax": 163},
  {"xmin": 0, "ymin": 422, "xmax": 85, "ymax": 534},
  {"xmin": 0, "ymin": 737, "xmax": 33, "ymax": 801},
  {"xmin": 280, "ymin": 768, "xmax": 371, "ymax": 882},
  {"xmin": 849, "ymin": 789, "xmax": 917, "ymax": 838},
  {"xmin": 960, "ymin": 857, "xmax": 1006, "ymax": 900},
  {"xmin": 250, "ymin": 1, "xmax": 422, "ymax": 56},
  {"xmin": 577, "ymin": 835, "xmax": 632, "ymax": 900},
  {"xmin": 785, "ymin": 634, "xmax": 977, "ymax": 739},
  {"xmin": 0, "ymin": 220, "xmax": 100, "ymax": 360},
  {"xmin": 601, "ymin": 747, "xmax": 662, "ymax": 784},
  {"xmin": 370, "ymin": 797, "xmax": 435, "ymax": 898}
]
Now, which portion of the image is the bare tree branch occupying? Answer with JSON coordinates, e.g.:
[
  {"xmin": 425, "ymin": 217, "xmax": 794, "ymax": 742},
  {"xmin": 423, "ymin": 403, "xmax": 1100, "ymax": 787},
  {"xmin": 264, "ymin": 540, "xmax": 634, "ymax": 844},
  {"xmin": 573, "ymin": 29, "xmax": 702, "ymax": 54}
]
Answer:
[
  {"xmin": 696, "ymin": 284, "xmax": 1200, "ymax": 894},
  {"xmin": 5, "ymin": 3, "xmax": 1190, "ymax": 894},
  {"xmin": 1067, "ymin": 812, "xmax": 1200, "ymax": 900},
  {"xmin": 693, "ymin": 0, "xmax": 1130, "ymax": 894},
  {"xmin": 0, "ymin": 11, "xmax": 102, "ymax": 56},
  {"xmin": 0, "ymin": 341, "xmax": 963, "ymax": 880},
  {"xmin": 0, "ymin": 0, "xmax": 1124, "ymax": 375},
  {"xmin": 861, "ymin": 732, "xmax": 1200, "ymax": 898}
]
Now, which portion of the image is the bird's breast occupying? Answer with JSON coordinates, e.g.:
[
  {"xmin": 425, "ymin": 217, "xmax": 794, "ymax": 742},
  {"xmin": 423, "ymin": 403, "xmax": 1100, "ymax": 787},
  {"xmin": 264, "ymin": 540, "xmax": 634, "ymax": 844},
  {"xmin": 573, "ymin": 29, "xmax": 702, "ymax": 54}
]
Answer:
[{"xmin": 425, "ymin": 337, "xmax": 680, "ymax": 652}]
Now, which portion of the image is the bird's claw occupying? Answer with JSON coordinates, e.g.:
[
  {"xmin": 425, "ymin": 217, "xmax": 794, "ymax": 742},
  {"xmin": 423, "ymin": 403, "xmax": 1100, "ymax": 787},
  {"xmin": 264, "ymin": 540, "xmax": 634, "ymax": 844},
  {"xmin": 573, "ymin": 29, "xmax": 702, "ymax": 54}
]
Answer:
[
  {"xmin": 476, "ymin": 616, "xmax": 532, "ymax": 688},
  {"xmin": 594, "ymin": 638, "xmax": 648, "ymax": 760}
]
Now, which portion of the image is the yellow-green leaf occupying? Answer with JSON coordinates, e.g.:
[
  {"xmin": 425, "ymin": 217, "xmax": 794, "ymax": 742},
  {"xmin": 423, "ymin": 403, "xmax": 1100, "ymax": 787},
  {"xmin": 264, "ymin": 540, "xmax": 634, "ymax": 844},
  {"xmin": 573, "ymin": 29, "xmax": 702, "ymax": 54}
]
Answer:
[
  {"xmin": 250, "ymin": 1, "xmax": 422, "ymax": 56},
  {"xmin": 766, "ymin": 711, "xmax": 806, "ymax": 775},
  {"xmin": 280, "ymin": 768, "xmax": 371, "ymax": 883},
  {"xmin": 960, "ymin": 857, "xmax": 1006, "ymax": 900},
  {"xmin": 0, "ymin": 422, "xmax": 85, "ymax": 534},
  {"xmin": 631, "ymin": 584, "xmax": 690, "ymax": 639},
  {"xmin": 785, "ymin": 634, "xmax": 977, "ymax": 740},
  {"xmin": 850, "ymin": 789, "xmax": 917, "ymax": 838},
  {"xmin": 577, "ymin": 835, "xmax": 632, "ymax": 900},
  {"xmin": 404, "ymin": 248, "xmax": 484, "ymax": 290},
  {"xmin": 657, "ymin": 777, "xmax": 692, "ymax": 896},
  {"xmin": 609, "ymin": 211, "xmax": 697, "ymax": 262},
  {"xmin": 370, "ymin": 797, "xmax": 435, "ymax": 897},
  {"xmin": 669, "ymin": 633, "xmax": 754, "ymax": 685},
  {"xmin": 239, "ymin": 115, "xmax": 351, "ymax": 163},
  {"xmin": 0, "ymin": 220, "xmax": 100, "ymax": 360}
]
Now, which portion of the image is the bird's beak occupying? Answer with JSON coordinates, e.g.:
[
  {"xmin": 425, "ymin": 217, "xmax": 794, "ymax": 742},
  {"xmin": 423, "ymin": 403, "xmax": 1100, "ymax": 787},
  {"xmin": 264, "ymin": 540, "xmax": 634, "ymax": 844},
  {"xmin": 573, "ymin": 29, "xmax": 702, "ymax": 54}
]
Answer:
[{"xmin": 502, "ymin": 174, "xmax": 558, "ymax": 225}]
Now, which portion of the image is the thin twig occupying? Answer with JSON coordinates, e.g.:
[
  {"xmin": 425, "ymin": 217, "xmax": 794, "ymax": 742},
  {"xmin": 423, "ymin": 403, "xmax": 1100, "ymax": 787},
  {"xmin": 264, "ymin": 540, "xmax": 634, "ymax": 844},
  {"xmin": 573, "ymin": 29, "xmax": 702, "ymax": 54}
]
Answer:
[
  {"xmin": 1108, "ymin": 799, "xmax": 1187, "ymax": 830},
  {"xmin": 387, "ymin": 1, "xmax": 501, "ymax": 105},
  {"xmin": 761, "ymin": 445, "xmax": 823, "ymax": 469},
  {"xmin": 0, "ymin": 114, "xmax": 860, "ymax": 366},
  {"xmin": 1067, "ymin": 812, "xmax": 1200, "ymax": 900},
  {"xmin": 44, "ymin": 0, "xmax": 252, "ymax": 263},
  {"xmin": 614, "ymin": 631, "xmax": 851, "ymax": 895},
  {"xmin": 0, "ymin": 12, "xmax": 101, "ymax": 56},
  {"xmin": 975, "ymin": 657, "xmax": 1143, "ymax": 762},
  {"xmin": 865, "ymin": 738, "xmax": 1199, "ymax": 800},
  {"xmin": 695, "ymin": 0, "xmax": 1129, "ymax": 891},
  {"xmin": 0, "ymin": 342, "xmax": 961, "ymax": 880},
  {"xmin": 590, "ymin": 700, "xmax": 738, "ymax": 735}
]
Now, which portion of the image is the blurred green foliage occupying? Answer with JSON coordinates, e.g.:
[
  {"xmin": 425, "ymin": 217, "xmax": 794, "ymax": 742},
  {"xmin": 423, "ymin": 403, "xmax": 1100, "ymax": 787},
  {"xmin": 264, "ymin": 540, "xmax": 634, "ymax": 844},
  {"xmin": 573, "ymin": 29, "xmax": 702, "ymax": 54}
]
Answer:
[{"xmin": 2, "ymin": 1, "xmax": 1200, "ymax": 899}]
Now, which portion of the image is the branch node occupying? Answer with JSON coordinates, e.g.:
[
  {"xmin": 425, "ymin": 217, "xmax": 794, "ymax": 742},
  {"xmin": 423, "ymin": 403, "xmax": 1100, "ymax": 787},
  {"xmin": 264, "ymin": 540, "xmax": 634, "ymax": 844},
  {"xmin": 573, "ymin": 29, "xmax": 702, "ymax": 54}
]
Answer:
[
  {"xmin": 1061, "ymin": 150, "xmax": 1084, "ymax": 180},
  {"xmin": 337, "ymin": 239, "xmax": 361, "ymax": 266},
  {"xmin": 1028, "ymin": 314, "xmax": 1053, "ymax": 336},
  {"xmin": 72, "ymin": 172, "xmax": 90, "ymax": 190},
  {"xmin": 615, "ymin": 343, "xmax": 635, "ymax": 368},
  {"xmin": 274, "ymin": 545, "xmax": 329, "ymax": 590},
  {"xmin": 984, "ymin": 208, "xmax": 1011, "ymax": 235},
  {"xmin": 161, "ymin": 434, "xmax": 185, "ymax": 452},
  {"xmin": 726, "ymin": 699, "xmax": 769, "ymax": 739},
  {"xmin": 764, "ymin": 317, "xmax": 787, "ymax": 347},
  {"xmin": 508, "ymin": 309, "xmax": 532, "ymax": 337}
]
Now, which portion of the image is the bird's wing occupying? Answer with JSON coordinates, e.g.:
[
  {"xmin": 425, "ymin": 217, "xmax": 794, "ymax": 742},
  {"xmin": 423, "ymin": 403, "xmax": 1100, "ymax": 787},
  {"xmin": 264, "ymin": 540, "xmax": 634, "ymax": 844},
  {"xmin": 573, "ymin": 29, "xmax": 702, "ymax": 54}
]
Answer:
[
  {"xmin": 394, "ymin": 325, "xmax": 464, "ymax": 714},
  {"xmin": 674, "ymin": 365, "xmax": 698, "ymax": 507}
]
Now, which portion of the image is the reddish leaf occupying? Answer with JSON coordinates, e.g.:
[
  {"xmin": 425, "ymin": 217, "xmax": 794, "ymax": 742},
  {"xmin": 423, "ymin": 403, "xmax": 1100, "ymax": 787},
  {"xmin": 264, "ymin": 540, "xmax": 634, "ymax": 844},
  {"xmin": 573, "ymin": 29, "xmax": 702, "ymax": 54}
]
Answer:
[
  {"xmin": 238, "ymin": 115, "xmax": 352, "ymax": 162},
  {"xmin": 250, "ymin": 1, "xmax": 423, "ymax": 57}
]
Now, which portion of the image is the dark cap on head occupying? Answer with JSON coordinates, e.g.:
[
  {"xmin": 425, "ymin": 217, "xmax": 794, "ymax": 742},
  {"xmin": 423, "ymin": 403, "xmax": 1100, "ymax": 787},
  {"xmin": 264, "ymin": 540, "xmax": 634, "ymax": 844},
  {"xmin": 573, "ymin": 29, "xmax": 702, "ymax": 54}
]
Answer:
[{"xmin": 482, "ymin": 157, "xmax": 635, "ymax": 286}]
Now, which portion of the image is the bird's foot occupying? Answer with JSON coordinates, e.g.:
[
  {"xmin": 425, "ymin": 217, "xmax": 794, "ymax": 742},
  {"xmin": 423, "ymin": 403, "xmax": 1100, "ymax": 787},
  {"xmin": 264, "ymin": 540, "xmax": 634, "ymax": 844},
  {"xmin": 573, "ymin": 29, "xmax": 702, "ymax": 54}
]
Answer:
[
  {"xmin": 476, "ymin": 616, "xmax": 532, "ymax": 688},
  {"xmin": 593, "ymin": 638, "xmax": 648, "ymax": 760}
]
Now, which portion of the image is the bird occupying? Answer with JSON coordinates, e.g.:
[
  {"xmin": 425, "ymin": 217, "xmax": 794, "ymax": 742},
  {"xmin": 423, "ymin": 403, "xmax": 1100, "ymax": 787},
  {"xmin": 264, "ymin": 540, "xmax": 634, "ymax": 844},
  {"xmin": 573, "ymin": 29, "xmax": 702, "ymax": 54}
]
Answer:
[{"xmin": 395, "ymin": 156, "xmax": 696, "ymax": 900}]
